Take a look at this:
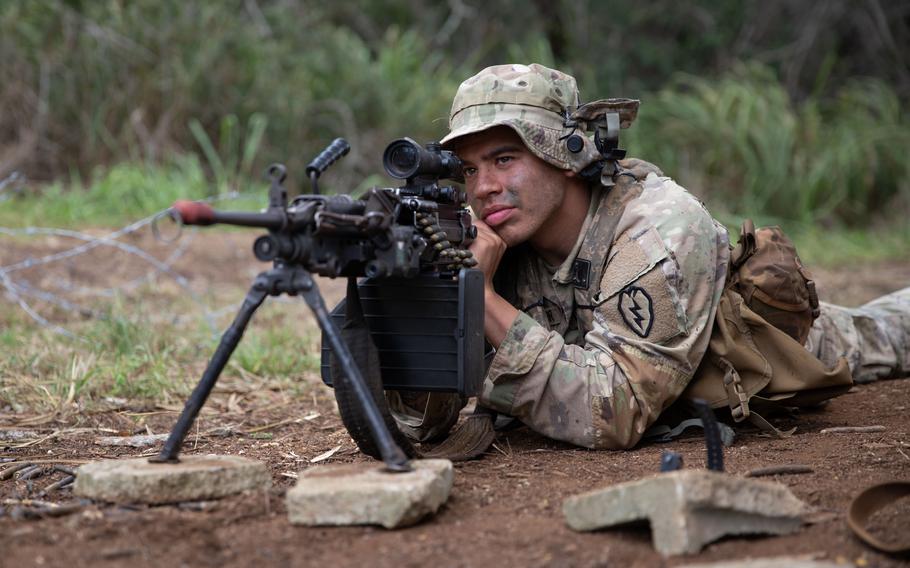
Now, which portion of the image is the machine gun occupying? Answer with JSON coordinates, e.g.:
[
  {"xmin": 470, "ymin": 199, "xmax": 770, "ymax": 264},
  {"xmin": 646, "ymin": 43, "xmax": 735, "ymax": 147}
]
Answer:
[{"xmin": 151, "ymin": 138, "xmax": 485, "ymax": 472}]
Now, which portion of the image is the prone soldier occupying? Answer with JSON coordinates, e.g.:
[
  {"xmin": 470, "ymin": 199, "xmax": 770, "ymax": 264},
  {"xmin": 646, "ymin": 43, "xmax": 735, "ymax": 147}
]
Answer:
[{"xmin": 389, "ymin": 63, "xmax": 910, "ymax": 450}]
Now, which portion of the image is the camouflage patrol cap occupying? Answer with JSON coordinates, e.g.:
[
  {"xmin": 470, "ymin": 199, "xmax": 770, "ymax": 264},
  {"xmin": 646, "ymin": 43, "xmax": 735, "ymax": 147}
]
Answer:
[{"xmin": 440, "ymin": 63, "xmax": 603, "ymax": 173}]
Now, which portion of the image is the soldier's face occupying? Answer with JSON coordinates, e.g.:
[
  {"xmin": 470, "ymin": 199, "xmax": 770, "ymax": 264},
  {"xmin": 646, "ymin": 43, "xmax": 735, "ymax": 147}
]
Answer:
[{"xmin": 456, "ymin": 127, "xmax": 572, "ymax": 247}]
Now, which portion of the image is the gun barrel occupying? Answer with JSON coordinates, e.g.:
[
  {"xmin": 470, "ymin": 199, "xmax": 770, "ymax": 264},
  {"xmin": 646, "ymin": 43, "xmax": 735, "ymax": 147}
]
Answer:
[{"xmin": 172, "ymin": 200, "xmax": 284, "ymax": 229}]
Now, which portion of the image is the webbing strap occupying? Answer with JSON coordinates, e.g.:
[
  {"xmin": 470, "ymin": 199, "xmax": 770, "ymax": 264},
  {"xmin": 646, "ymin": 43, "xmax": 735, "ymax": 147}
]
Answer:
[
  {"xmin": 719, "ymin": 357, "xmax": 751, "ymax": 422},
  {"xmin": 746, "ymin": 411, "xmax": 796, "ymax": 438},
  {"xmin": 643, "ymin": 418, "xmax": 736, "ymax": 447}
]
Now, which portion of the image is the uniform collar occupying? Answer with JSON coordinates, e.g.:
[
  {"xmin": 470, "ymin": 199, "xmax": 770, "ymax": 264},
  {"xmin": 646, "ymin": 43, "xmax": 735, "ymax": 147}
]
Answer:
[{"xmin": 554, "ymin": 185, "xmax": 603, "ymax": 285}]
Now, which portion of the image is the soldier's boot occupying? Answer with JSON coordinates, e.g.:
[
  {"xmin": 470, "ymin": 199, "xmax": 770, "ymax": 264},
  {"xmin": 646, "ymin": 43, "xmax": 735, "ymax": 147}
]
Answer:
[
  {"xmin": 385, "ymin": 391, "xmax": 467, "ymax": 443},
  {"xmin": 807, "ymin": 286, "xmax": 910, "ymax": 383}
]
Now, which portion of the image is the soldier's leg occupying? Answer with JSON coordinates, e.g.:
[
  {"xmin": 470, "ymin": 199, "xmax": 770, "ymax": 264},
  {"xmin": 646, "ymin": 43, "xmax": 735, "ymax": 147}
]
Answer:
[
  {"xmin": 806, "ymin": 287, "xmax": 910, "ymax": 383},
  {"xmin": 386, "ymin": 391, "xmax": 467, "ymax": 443}
]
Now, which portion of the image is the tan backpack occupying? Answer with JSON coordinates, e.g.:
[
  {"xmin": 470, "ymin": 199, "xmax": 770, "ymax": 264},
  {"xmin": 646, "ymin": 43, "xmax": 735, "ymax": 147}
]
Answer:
[{"xmin": 683, "ymin": 220, "xmax": 853, "ymax": 435}]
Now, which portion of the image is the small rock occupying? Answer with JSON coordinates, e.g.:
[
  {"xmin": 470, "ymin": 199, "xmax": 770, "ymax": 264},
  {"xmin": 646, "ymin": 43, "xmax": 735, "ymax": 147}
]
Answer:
[
  {"xmin": 563, "ymin": 470, "xmax": 809, "ymax": 556},
  {"xmin": 95, "ymin": 434, "xmax": 170, "ymax": 448},
  {"xmin": 0, "ymin": 430, "xmax": 40, "ymax": 441},
  {"xmin": 680, "ymin": 557, "xmax": 850, "ymax": 568},
  {"xmin": 286, "ymin": 459, "xmax": 453, "ymax": 529},
  {"xmin": 74, "ymin": 455, "xmax": 271, "ymax": 504}
]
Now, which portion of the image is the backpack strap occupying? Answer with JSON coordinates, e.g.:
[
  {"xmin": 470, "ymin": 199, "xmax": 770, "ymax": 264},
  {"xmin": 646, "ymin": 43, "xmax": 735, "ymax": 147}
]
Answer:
[{"xmin": 717, "ymin": 355, "xmax": 795, "ymax": 438}]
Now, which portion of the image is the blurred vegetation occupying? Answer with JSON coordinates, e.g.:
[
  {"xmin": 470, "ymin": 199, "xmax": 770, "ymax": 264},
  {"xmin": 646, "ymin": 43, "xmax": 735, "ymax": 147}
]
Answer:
[{"xmin": 1, "ymin": 0, "xmax": 908, "ymax": 229}]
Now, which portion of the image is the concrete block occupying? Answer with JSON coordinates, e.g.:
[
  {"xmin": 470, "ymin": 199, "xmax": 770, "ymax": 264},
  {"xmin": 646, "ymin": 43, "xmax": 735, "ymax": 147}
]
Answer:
[
  {"xmin": 563, "ymin": 470, "xmax": 809, "ymax": 556},
  {"xmin": 74, "ymin": 455, "xmax": 271, "ymax": 504},
  {"xmin": 286, "ymin": 459, "xmax": 453, "ymax": 529}
]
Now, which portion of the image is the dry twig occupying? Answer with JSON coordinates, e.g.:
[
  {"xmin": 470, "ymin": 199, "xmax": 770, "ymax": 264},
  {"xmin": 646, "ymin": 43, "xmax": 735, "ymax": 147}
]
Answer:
[
  {"xmin": 0, "ymin": 462, "xmax": 34, "ymax": 480},
  {"xmin": 245, "ymin": 417, "xmax": 301, "ymax": 434},
  {"xmin": 745, "ymin": 464, "xmax": 814, "ymax": 477},
  {"xmin": 40, "ymin": 475, "xmax": 75, "ymax": 495},
  {"xmin": 819, "ymin": 425, "xmax": 886, "ymax": 434}
]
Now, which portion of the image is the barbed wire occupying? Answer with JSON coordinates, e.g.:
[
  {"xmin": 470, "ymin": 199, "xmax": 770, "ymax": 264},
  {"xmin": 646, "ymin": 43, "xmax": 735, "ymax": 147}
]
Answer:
[
  {"xmin": 0, "ymin": 172, "xmax": 26, "ymax": 203},
  {"xmin": 0, "ymin": 190, "xmax": 259, "ymax": 340}
]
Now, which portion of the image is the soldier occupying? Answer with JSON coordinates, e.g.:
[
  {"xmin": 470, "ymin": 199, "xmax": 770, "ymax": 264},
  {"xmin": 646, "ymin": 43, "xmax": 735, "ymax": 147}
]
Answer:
[{"xmin": 390, "ymin": 63, "xmax": 909, "ymax": 450}]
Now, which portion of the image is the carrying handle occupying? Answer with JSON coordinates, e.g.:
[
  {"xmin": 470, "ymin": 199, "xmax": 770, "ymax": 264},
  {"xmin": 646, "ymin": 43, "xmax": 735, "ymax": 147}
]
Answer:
[{"xmin": 730, "ymin": 218, "xmax": 757, "ymax": 270}]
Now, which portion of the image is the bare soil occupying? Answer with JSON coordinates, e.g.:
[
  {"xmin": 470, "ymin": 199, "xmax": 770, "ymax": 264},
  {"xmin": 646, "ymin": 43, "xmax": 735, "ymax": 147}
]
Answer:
[{"xmin": 2, "ymin": 229, "xmax": 909, "ymax": 567}]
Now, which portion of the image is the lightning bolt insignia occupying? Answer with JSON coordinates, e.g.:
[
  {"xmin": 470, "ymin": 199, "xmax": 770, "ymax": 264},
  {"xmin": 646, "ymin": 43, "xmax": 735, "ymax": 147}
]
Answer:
[
  {"xmin": 618, "ymin": 286, "xmax": 654, "ymax": 338},
  {"xmin": 628, "ymin": 295, "xmax": 645, "ymax": 330}
]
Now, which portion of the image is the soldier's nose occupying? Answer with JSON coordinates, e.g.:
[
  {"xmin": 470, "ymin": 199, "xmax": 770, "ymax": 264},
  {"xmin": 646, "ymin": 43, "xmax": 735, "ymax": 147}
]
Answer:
[{"xmin": 471, "ymin": 171, "xmax": 503, "ymax": 201}]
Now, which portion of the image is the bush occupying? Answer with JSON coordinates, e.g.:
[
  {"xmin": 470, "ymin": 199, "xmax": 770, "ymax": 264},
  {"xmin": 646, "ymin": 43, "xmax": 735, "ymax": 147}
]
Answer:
[{"xmin": 627, "ymin": 64, "xmax": 910, "ymax": 225}]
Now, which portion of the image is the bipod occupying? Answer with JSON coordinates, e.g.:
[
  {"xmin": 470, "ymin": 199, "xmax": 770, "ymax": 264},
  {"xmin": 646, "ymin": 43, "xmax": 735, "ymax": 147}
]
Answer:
[{"xmin": 150, "ymin": 262, "xmax": 411, "ymax": 472}]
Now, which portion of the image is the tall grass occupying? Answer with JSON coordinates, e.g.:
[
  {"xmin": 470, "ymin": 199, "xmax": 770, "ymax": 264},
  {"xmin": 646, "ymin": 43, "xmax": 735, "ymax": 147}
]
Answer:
[
  {"xmin": 0, "ymin": 2, "xmax": 461, "ymax": 184},
  {"xmin": 627, "ymin": 64, "xmax": 910, "ymax": 226},
  {"xmin": 1, "ymin": 2, "xmax": 907, "ymax": 228}
]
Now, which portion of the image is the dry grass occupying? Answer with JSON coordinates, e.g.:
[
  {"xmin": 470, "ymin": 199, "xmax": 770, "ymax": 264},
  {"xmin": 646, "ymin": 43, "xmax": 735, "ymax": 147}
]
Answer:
[{"xmin": 0, "ymin": 269, "xmax": 327, "ymax": 419}]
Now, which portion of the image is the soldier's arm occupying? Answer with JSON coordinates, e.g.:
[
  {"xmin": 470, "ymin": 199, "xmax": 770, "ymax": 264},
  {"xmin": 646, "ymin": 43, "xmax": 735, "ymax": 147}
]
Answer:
[
  {"xmin": 467, "ymin": 219, "xmax": 519, "ymax": 347},
  {"xmin": 479, "ymin": 177, "xmax": 729, "ymax": 449}
]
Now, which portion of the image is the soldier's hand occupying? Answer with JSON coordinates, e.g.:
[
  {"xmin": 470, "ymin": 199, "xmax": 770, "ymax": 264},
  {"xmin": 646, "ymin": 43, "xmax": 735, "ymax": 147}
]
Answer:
[
  {"xmin": 469, "ymin": 219, "xmax": 517, "ymax": 348},
  {"xmin": 469, "ymin": 220, "xmax": 507, "ymax": 290}
]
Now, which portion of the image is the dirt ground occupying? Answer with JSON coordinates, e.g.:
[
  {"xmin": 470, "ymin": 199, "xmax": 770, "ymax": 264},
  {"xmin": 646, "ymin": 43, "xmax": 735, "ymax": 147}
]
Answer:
[{"xmin": 1, "ymin": 229, "xmax": 909, "ymax": 567}]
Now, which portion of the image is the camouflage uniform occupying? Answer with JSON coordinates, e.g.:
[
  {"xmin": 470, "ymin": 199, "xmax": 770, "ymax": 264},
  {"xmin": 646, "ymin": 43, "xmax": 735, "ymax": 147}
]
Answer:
[
  {"xmin": 481, "ymin": 168, "xmax": 729, "ymax": 449},
  {"xmin": 808, "ymin": 289, "xmax": 910, "ymax": 383},
  {"xmin": 389, "ymin": 63, "xmax": 910, "ymax": 449}
]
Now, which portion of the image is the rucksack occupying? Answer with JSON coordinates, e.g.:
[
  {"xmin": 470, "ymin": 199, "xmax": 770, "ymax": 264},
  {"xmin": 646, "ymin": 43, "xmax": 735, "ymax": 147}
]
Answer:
[
  {"xmin": 729, "ymin": 219, "xmax": 820, "ymax": 345},
  {"xmin": 683, "ymin": 219, "xmax": 853, "ymax": 435}
]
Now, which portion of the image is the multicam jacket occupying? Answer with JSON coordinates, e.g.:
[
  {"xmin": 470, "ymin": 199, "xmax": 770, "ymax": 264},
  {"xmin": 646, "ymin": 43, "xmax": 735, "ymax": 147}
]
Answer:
[{"xmin": 480, "ymin": 161, "xmax": 729, "ymax": 449}]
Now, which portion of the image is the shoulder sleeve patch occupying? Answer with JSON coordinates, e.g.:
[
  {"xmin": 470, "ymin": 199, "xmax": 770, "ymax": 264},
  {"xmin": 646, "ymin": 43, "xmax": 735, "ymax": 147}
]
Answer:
[{"xmin": 595, "ymin": 228, "xmax": 688, "ymax": 344}]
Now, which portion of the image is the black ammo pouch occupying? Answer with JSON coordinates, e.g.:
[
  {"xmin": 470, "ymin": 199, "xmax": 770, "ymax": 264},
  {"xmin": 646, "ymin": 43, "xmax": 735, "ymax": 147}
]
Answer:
[{"xmin": 320, "ymin": 269, "xmax": 485, "ymax": 397}]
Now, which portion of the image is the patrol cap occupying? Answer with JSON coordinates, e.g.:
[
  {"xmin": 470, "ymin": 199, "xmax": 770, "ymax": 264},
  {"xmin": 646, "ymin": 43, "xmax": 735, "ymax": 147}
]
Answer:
[{"xmin": 440, "ymin": 63, "xmax": 603, "ymax": 173}]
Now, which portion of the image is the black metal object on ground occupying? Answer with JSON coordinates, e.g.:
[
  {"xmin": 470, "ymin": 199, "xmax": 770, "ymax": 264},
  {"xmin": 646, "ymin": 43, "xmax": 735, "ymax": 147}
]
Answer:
[{"xmin": 691, "ymin": 399, "xmax": 724, "ymax": 472}]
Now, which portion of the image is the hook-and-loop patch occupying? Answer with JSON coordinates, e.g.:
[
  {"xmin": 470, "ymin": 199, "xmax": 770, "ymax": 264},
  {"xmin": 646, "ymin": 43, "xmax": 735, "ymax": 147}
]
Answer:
[{"xmin": 594, "ymin": 226, "xmax": 689, "ymax": 344}]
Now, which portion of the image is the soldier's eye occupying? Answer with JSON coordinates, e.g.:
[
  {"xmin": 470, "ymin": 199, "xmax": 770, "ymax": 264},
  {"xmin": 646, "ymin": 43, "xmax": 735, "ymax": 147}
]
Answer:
[
  {"xmin": 496, "ymin": 156, "xmax": 513, "ymax": 165},
  {"xmin": 463, "ymin": 167, "xmax": 477, "ymax": 177}
]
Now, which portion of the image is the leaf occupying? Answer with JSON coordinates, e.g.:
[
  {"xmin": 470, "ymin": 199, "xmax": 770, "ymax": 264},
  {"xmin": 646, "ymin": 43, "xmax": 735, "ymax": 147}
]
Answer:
[{"xmin": 310, "ymin": 445, "xmax": 342, "ymax": 463}]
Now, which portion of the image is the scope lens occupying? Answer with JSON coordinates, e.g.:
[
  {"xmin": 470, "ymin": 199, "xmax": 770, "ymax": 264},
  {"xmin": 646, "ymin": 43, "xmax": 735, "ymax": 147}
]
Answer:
[
  {"xmin": 389, "ymin": 144, "xmax": 417, "ymax": 170},
  {"xmin": 383, "ymin": 139, "xmax": 422, "ymax": 179}
]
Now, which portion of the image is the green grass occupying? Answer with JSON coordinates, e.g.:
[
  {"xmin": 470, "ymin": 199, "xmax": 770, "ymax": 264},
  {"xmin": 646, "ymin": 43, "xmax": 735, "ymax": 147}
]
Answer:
[
  {"xmin": 713, "ymin": 209, "xmax": 910, "ymax": 268},
  {"xmin": 0, "ymin": 156, "xmax": 275, "ymax": 228},
  {"xmin": 785, "ymin": 223, "xmax": 910, "ymax": 268},
  {"xmin": 0, "ymin": 285, "xmax": 323, "ymax": 415},
  {"xmin": 627, "ymin": 63, "xmax": 910, "ymax": 227}
]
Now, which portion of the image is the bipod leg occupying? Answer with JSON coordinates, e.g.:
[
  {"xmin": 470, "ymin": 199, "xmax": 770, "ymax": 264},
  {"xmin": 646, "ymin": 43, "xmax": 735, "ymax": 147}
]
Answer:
[
  {"xmin": 151, "ymin": 280, "xmax": 269, "ymax": 463},
  {"xmin": 298, "ymin": 274, "xmax": 411, "ymax": 472}
]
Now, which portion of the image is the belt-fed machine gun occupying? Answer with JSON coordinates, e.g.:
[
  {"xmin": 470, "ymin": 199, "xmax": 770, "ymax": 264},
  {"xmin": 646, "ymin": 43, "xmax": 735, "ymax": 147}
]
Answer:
[{"xmin": 152, "ymin": 138, "xmax": 485, "ymax": 472}]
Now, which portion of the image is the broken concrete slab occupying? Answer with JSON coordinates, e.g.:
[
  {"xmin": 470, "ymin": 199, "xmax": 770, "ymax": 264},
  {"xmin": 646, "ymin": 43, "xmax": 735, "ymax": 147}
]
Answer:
[
  {"xmin": 681, "ymin": 557, "xmax": 850, "ymax": 568},
  {"xmin": 286, "ymin": 459, "xmax": 452, "ymax": 529},
  {"xmin": 74, "ymin": 454, "xmax": 271, "ymax": 504},
  {"xmin": 563, "ymin": 469, "xmax": 809, "ymax": 556}
]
